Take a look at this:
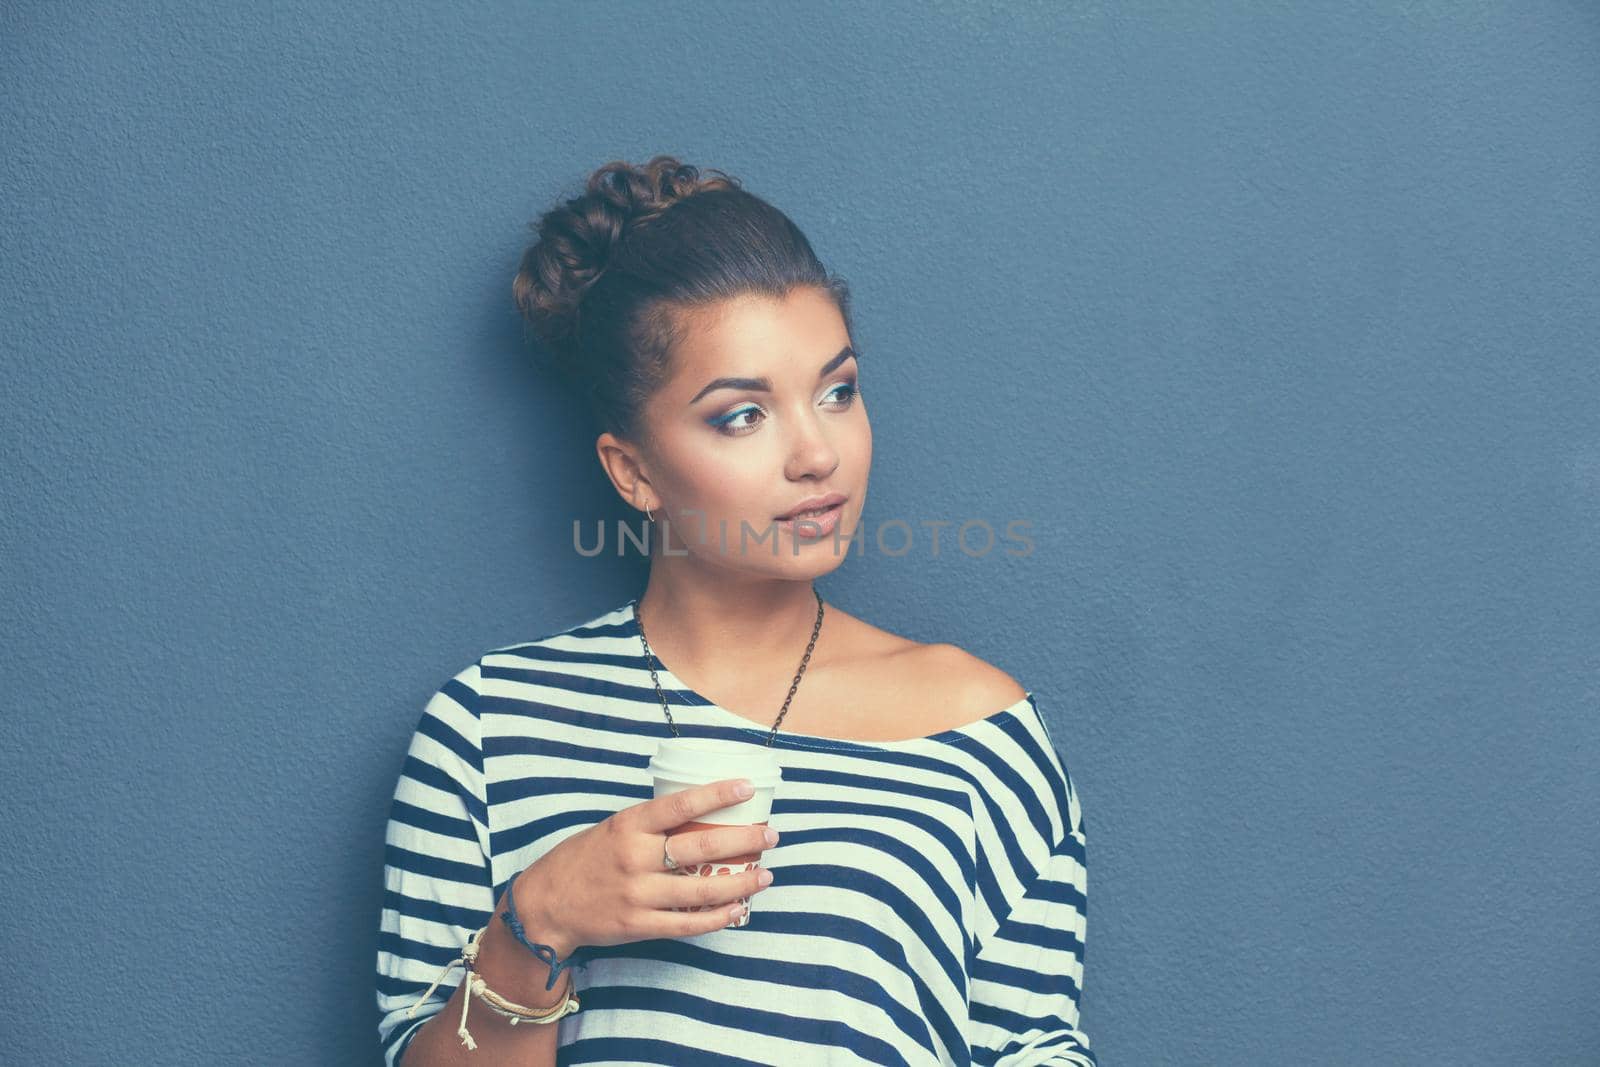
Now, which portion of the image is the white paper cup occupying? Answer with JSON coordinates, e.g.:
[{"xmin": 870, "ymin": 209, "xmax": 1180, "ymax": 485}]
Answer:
[{"xmin": 648, "ymin": 737, "xmax": 782, "ymax": 927}]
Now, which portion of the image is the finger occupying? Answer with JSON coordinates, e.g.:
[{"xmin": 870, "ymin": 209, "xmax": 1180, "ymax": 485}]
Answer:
[
  {"xmin": 665, "ymin": 901, "xmax": 753, "ymax": 940},
  {"xmin": 651, "ymin": 864, "xmax": 772, "ymax": 912},
  {"xmin": 658, "ymin": 822, "xmax": 775, "ymax": 872},
  {"xmin": 630, "ymin": 777, "xmax": 753, "ymax": 835},
  {"xmin": 619, "ymin": 898, "xmax": 750, "ymax": 944}
]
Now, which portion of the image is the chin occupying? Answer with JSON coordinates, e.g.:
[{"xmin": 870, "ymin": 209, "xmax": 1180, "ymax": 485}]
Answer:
[{"xmin": 745, "ymin": 529, "xmax": 859, "ymax": 579}]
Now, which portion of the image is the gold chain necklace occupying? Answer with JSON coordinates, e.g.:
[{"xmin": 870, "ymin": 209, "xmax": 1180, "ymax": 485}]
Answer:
[{"xmin": 633, "ymin": 587, "xmax": 825, "ymax": 747}]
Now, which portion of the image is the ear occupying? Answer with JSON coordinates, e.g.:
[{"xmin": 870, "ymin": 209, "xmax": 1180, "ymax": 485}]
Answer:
[{"xmin": 595, "ymin": 432, "xmax": 655, "ymax": 513}]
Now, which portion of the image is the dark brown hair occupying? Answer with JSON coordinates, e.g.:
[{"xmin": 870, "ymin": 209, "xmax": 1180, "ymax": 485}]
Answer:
[{"xmin": 513, "ymin": 155, "xmax": 856, "ymax": 441}]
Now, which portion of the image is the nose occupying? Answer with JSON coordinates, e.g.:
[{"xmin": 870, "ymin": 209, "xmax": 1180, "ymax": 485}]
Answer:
[{"xmin": 783, "ymin": 411, "xmax": 840, "ymax": 482}]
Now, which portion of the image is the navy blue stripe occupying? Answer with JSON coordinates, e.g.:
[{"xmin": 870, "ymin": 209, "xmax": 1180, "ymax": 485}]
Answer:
[
  {"xmin": 573, "ymin": 984, "xmax": 916, "ymax": 1066},
  {"xmin": 398, "ymin": 755, "xmax": 455, "ymax": 796},
  {"xmin": 559, "ymin": 1036, "xmax": 770, "ymax": 1066},
  {"xmin": 484, "ymin": 688, "xmax": 685, "ymax": 738},
  {"xmin": 1051, "ymin": 829, "xmax": 1088, "ymax": 867},
  {"xmin": 485, "ymin": 660, "xmax": 694, "ymax": 714},
  {"xmin": 377, "ymin": 971, "xmax": 450, "ymax": 1001},
  {"xmin": 399, "ymin": 754, "xmax": 487, "ymax": 827},
  {"xmin": 485, "ymin": 730, "xmax": 657, "ymax": 773},
  {"xmin": 381, "ymin": 888, "xmax": 492, "ymax": 930},
  {"xmin": 377, "ymin": 930, "xmax": 470, "ymax": 970},
  {"xmin": 383, "ymin": 844, "xmax": 487, "ymax": 889},
  {"xmin": 436, "ymin": 672, "xmax": 480, "ymax": 717},
  {"xmin": 490, "ymin": 806, "xmax": 619, "ymax": 856},
  {"xmin": 1035, "ymin": 876, "xmax": 1088, "ymax": 912},
  {"xmin": 387, "ymin": 1016, "xmax": 426, "ymax": 1064},
  {"xmin": 387, "ymin": 797, "xmax": 475, "ymax": 841},
  {"xmin": 490, "ymin": 639, "xmax": 656, "ymax": 675},
  {"xmin": 417, "ymin": 703, "xmax": 480, "ymax": 770},
  {"xmin": 969, "ymin": 998, "xmax": 1089, "ymax": 1051},
  {"xmin": 781, "ymin": 760, "xmax": 973, "ymax": 808},
  {"xmin": 492, "ymin": 772, "xmax": 643, "ymax": 807},
  {"xmin": 1001, "ymin": 916, "xmax": 1086, "ymax": 958},
  {"xmin": 489, "ymin": 611, "xmax": 639, "ymax": 655}
]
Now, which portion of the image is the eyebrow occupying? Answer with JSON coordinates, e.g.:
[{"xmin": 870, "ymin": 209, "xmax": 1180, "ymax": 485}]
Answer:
[{"xmin": 688, "ymin": 345, "xmax": 858, "ymax": 406}]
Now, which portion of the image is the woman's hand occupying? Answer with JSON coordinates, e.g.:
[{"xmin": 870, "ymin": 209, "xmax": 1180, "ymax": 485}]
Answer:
[{"xmin": 511, "ymin": 777, "xmax": 778, "ymax": 957}]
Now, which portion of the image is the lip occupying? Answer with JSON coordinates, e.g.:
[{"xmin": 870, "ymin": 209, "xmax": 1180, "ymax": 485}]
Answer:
[
  {"xmin": 775, "ymin": 492, "xmax": 848, "ymax": 521},
  {"xmin": 775, "ymin": 500, "xmax": 844, "ymax": 540}
]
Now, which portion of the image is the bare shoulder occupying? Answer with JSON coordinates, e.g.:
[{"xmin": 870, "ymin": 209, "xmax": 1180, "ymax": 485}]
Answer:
[
  {"xmin": 822, "ymin": 607, "xmax": 1026, "ymax": 728},
  {"xmin": 905, "ymin": 642, "xmax": 1028, "ymax": 713}
]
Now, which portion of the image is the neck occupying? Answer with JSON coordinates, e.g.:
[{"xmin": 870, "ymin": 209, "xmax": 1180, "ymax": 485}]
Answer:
[{"xmin": 635, "ymin": 567, "xmax": 823, "ymax": 702}]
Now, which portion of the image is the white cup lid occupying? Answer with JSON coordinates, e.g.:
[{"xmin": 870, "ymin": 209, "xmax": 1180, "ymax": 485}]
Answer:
[{"xmin": 648, "ymin": 736, "xmax": 783, "ymax": 789}]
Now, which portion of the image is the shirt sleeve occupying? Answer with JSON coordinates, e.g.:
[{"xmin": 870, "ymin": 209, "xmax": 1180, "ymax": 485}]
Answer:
[
  {"xmin": 967, "ymin": 767, "xmax": 1098, "ymax": 1067},
  {"xmin": 374, "ymin": 660, "xmax": 496, "ymax": 1067}
]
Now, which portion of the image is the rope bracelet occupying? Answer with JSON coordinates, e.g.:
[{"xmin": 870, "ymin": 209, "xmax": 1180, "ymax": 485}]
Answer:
[
  {"xmin": 402, "ymin": 877, "xmax": 588, "ymax": 1050},
  {"xmin": 404, "ymin": 926, "xmax": 581, "ymax": 1050},
  {"xmin": 500, "ymin": 874, "xmax": 592, "ymax": 991}
]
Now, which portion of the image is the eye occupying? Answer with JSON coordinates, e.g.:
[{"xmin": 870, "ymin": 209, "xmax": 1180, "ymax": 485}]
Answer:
[
  {"xmin": 709, "ymin": 404, "xmax": 765, "ymax": 437},
  {"xmin": 825, "ymin": 380, "xmax": 859, "ymax": 407}
]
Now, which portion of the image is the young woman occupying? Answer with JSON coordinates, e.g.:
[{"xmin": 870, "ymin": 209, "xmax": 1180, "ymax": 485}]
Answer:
[{"xmin": 376, "ymin": 156, "xmax": 1098, "ymax": 1066}]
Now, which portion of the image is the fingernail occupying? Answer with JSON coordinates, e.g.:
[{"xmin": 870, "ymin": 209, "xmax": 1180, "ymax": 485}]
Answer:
[
  {"xmin": 757, "ymin": 867, "xmax": 774, "ymax": 886},
  {"xmin": 734, "ymin": 780, "xmax": 754, "ymax": 798},
  {"xmin": 763, "ymin": 827, "xmax": 778, "ymax": 847}
]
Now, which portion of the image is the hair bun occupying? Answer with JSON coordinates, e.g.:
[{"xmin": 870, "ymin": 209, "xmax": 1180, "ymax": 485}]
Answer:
[
  {"xmin": 511, "ymin": 154, "xmax": 849, "ymax": 441},
  {"xmin": 514, "ymin": 155, "xmax": 739, "ymax": 355}
]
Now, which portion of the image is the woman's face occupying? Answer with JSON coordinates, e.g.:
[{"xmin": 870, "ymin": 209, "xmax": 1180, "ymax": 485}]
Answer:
[{"xmin": 620, "ymin": 285, "xmax": 872, "ymax": 579}]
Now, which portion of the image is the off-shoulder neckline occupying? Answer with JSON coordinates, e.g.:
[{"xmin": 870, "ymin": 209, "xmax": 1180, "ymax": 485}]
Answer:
[{"xmin": 624, "ymin": 598, "xmax": 1034, "ymax": 750}]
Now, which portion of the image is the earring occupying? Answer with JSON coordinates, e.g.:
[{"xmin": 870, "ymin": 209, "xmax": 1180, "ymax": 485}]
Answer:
[{"xmin": 645, "ymin": 501, "xmax": 656, "ymax": 523}]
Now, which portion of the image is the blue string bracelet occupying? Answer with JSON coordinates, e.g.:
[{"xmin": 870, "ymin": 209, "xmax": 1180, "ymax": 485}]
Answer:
[{"xmin": 501, "ymin": 875, "xmax": 589, "ymax": 991}]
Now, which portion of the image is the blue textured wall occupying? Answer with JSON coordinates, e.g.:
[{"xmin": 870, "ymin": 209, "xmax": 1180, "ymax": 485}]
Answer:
[{"xmin": 3, "ymin": 3, "xmax": 1597, "ymax": 1063}]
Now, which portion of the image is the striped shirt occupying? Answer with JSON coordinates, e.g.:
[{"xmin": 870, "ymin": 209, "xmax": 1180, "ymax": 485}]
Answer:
[{"xmin": 376, "ymin": 599, "xmax": 1098, "ymax": 1066}]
